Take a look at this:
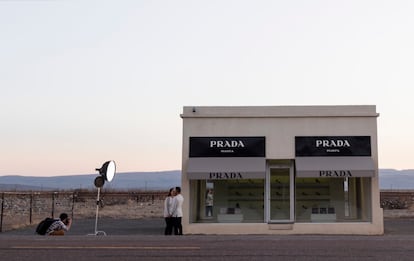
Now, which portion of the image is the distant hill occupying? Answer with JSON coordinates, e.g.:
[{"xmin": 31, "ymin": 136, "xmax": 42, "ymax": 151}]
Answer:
[
  {"xmin": 379, "ymin": 169, "xmax": 414, "ymax": 190},
  {"xmin": 0, "ymin": 170, "xmax": 181, "ymax": 191},
  {"xmin": 1, "ymin": 169, "xmax": 414, "ymax": 191}
]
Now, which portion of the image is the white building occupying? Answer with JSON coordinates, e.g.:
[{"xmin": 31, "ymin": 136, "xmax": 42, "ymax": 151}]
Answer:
[{"xmin": 180, "ymin": 105, "xmax": 383, "ymax": 235}]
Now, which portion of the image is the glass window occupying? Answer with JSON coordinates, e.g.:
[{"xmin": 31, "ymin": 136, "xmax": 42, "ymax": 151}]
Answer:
[
  {"xmin": 269, "ymin": 168, "xmax": 292, "ymax": 221},
  {"xmin": 190, "ymin": 179, "xmax": 265, "ymax": 223},
  {"xmin": 295, "ymin": 177, "xmax": 372, "ymax": 222}
]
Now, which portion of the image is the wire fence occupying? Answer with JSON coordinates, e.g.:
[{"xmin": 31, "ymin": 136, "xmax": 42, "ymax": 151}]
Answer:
[{"xmin": 0, "ymin": 190, "xmax": 166, "ymax": 232}]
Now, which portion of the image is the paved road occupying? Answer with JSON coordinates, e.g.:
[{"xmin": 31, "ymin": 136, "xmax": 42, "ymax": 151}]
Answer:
[
  {"xmin": 1, "ymin": 218, "xmax": 414, "ymax": 260},
  {"xmin": 0, "ymin": 218, "xmax": 166, "ymax": 236}
]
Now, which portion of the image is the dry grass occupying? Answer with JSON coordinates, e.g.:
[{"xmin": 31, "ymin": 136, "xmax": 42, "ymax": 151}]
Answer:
[
  {"xmin": 74, "ymin": 199, "xmax": 164, "ymax": 219},
  {"xmin": 0, "ymin": 198, "xmax": 164, "ymax": 232}
]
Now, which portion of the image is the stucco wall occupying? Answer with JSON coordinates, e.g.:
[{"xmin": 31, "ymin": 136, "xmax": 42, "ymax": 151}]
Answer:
[{"xmin": 180, "ymin": 105, "xmax": 382, "ymax": 234}]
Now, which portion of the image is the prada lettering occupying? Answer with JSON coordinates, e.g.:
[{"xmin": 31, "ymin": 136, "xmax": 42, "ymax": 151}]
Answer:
[
  {"xmin": 210, "ymin": 140, "xmax": 245, "ymax": 148},
  {"xmin": 319, "ymin": 170, "xmax": 353, "ymax": 177},
  {"xmin": 209, "ymin": 172, "xmax": 243, "ymax": 179},
  {"xmin": 316, "ymin": 139, "xmax": 351, "ymax": 148}
]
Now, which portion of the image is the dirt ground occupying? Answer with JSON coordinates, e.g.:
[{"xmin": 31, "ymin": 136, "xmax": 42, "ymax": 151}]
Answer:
[
  {"xmin": 2, "ymin": 197, "xmax": 414, "ymax": 233},
  {"xmin": 2, "ymin": 217, "xmax": 414, "ymax": 236}
]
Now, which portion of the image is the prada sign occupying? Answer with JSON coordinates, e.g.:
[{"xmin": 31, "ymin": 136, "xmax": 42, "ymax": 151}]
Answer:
[
  {"xmin": 295, "ymin": 136, "xmax": 371, "ymax": 157},
  {"xmin": 189, "ymin": 137, "xmax": 265, "ymax": 157},
  {"xmin": 186, "ymin": 157, "xmax": 266, "ymax": 179},
  {"xmin": 209, "ymin": 172, "xmax": 243, "ymax": 179},
  {"xmin": 319, "ymin": 170, "xmax": 352, "ymax": 177},
  {"xmin": 295, "ymin": 157, "xmax": 375, "ymax": 178}
]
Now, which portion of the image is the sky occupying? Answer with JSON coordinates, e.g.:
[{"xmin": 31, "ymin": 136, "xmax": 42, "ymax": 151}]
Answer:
[{"xmin": 1, "ymin": 0, "xmax": 414, "ymax": 177}]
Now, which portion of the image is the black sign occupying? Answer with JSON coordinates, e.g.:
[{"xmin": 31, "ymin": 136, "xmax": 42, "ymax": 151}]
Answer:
[
  {"xmin": 295, "ymin": 136, "xmax": 371, "ymax": 157},
  {"xmin": 189, "ymin": 137, "xmax": 265, "ymax": 157}
]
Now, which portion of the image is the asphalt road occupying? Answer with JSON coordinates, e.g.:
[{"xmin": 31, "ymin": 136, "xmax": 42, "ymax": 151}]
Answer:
[{"xmin": 1, "ymin": 218, "xmax": 414, "ymax": 261}]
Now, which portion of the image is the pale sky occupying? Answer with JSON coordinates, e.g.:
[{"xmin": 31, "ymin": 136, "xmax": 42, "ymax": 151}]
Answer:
[{"xmin": 1, "ymin": 0, "xmax": 413, "ymax": 176}]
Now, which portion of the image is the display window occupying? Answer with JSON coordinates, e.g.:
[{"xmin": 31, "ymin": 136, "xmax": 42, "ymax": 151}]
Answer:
[
  {"xmin": 295, "ymin": 177, "xmax": 372, "ymax": 222},
  {"xmin": 190, "ymin": 176, "xmax": 372, "ymax": 224},
  {"xmin": 191, "ymin": 179, "xmax": 265, "ymax": 223}
]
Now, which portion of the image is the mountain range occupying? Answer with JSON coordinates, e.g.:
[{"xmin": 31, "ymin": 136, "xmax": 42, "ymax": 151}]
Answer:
[
  {"xmin": 0, "ymin": 169, "xmax": 413, "ymax": 191},
  {"xmin": 0, "ymin": 170, "xmax": 181, "ymax": 191},
  {"xmin": 378, "ymin": 169, "xmax": 414, "ymax": 190}
]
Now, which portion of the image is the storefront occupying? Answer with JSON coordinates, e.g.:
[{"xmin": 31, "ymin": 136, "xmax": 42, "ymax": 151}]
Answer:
[{"xmin": 180, "ymin": 106, "xmax": 383, "ymax": 235}]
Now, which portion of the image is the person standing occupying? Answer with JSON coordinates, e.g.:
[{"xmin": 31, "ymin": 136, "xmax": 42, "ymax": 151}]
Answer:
[
  {"xmin": 163, "ymin": 188, "xmax": 175, "ymax": 235},
  {"xmin": 205, "ymin": 189, "xmax": 214, "ymax": 217},
  {"xmin": 172, "ymin": 186, "xmax": 184, "ymax": 235}
]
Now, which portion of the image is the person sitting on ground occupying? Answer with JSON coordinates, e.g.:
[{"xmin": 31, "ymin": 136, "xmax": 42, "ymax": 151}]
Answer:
[{"xmin": 46, "ymin": 213, "xmax": 72, "ymax": 236}]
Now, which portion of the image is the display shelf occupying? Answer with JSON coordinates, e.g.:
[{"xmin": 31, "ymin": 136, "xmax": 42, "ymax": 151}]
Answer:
[
  {"xmin": 296, "ymin": 198, "xmax": 330, "ymax": 202},
  {"xmin": 217, "ymin": 214, "xmax": 244, "ymax": 223},
  {"xmin": 295, "ymin": 181, "xmax": 330, "ymax": 202},
  {"xmin": 271, "ymin": 185, "xmax": 289, "ymax": 189},
  {"xmin": 296, "ymin": 184, "xmax": 330, "ymax": 189},
  {"xmin": 227, "ymin": 181, "xmax": 264, "ymax": 204},
  {"xmin": 228, "ymin": 198, "xmax": 263, "ymax": 202},
  {"xmin": 228, "ymin": 186, "xmax": 265, "ymax": 190}
]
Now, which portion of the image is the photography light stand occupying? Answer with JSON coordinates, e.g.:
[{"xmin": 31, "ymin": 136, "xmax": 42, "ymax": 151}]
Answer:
[
  {"xmin": 89, "ymin": 186, "xmax": 106, "ymax": 236},
  {"xmin": 88, "ymin": 160, "xmax": 116, "ymax": 236}
]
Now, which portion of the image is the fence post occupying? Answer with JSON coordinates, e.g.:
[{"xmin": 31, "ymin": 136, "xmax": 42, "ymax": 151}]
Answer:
[
  {"xmin": 71, "ymin": 192, "xmax": 75, "ymax": 219},
  {"xmin": 29, "ymin": 193, "xmax": 33, "ymax": 224},
  {"xmin": 51, "ymin": 192, "xmax": 56, "ymax": 218},
  {"xmin": 0, "ymin": 193, "xmax": 4, "ymax": 232}
]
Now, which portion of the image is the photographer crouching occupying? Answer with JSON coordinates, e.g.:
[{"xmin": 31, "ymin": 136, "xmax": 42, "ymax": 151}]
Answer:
[{"xmin": 46, "ymin": 213, "xmax": 72, "ymax": 236}]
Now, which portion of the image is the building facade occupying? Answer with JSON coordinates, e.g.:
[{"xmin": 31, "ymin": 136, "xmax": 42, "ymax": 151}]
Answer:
[{"xmin": 180, "ymin": 106, "xmax": 383, "ymax": 235}]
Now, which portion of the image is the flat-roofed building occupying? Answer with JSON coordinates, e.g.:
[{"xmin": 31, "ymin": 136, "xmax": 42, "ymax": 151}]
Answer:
[{"xmin": 180, "ymin": 105, "xmax": 383, "ymax": 235}]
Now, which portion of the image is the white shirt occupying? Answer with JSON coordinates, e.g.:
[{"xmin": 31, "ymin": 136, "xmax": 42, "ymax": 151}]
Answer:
[
  {"xmin": 163, "ymin": 196, "xmax": 174, "ymax": 217},
  {"xmin": 172, "ymin": 194, "xmax": 184, "ymax": 217}
]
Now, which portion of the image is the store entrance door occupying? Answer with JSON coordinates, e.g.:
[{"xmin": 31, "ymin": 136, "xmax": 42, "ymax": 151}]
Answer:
[{"xmin": 267, "ymin": 165, "xmax": 294, "ymax": 223}]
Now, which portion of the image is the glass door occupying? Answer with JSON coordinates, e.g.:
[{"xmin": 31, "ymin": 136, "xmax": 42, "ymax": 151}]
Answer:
[{"xmin": 267, "ymin": 166, "xmax": 294, "ymax": 223}]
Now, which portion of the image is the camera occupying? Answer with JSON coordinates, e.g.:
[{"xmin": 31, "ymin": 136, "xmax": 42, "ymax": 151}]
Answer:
[{"xmin": 63, "ymin": 218, "xmax": 71, "ymax": 225}]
